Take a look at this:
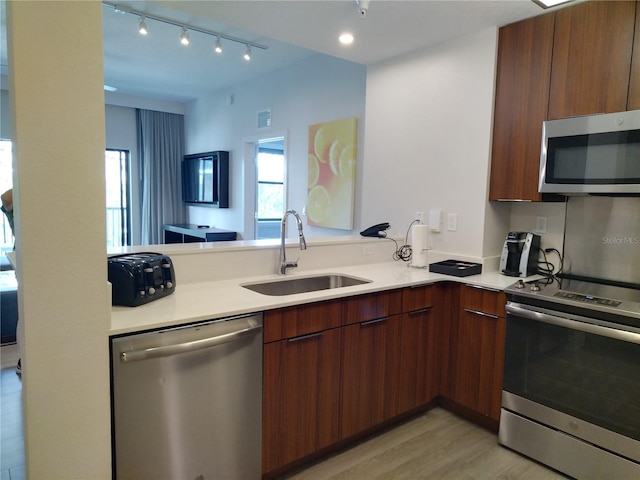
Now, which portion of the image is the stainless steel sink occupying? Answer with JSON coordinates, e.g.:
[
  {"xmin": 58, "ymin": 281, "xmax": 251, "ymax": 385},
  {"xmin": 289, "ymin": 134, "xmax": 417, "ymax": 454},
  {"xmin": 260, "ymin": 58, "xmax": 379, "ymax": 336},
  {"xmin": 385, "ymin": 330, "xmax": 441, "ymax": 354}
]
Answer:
[{"xmin": 241, "ymin": 274, "xmax": 371, "ymax": 296}]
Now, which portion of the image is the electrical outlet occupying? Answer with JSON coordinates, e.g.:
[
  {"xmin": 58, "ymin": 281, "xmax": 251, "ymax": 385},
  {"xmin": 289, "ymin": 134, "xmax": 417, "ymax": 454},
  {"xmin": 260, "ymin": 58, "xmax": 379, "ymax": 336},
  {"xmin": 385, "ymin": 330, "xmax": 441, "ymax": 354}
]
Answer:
[
  {"xmin": 362, "ymin": 244, "xmax": 375, "ymax": 256},
  {"xmin": 535, "ymin": 216, "xmax": 548, "ymax": 234},
  {"xmin": 415, "ymin": 211, "xmax": 424, "ymax": 223},
  {"xmin": 447, "ymin": 213, "xmax": 458, "ymax": 231}
]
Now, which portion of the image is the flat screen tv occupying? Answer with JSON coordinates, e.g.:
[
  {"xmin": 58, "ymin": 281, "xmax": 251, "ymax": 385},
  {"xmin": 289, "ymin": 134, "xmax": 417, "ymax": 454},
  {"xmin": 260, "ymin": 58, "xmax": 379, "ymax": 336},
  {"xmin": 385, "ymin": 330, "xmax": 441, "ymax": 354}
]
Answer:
[{"xmin": 181, "ymin": 151, "xmax": 229, "ymax": 208}]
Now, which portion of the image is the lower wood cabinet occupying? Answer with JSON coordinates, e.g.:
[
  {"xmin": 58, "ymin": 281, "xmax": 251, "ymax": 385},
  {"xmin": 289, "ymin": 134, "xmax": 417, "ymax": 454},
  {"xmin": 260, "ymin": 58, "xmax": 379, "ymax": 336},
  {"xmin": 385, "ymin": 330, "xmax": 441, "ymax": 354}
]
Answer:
[
  {"xmin": 262, "ymin": 282, "xmax": 506, "ymax": 476},
  {"xmin": 262, "ymin": 326, "xmax": 342, "ymax": 474},
  {"xmin": 340, "ymin": 314, "xmax": 401, "ymax": 438},
  {"xmin": 449, "ymin": 285, "xmax": 506, "ymax": 423},
  {"xmin": 397, "ymin": 307, "xmax": 438, "ymax": 413}
]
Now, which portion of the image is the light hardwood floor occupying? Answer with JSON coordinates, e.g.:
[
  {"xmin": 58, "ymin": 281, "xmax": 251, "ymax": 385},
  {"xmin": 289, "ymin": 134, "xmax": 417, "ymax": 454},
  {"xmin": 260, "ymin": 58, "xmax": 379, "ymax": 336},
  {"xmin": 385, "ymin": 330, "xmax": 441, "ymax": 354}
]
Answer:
[
  {"xmin": 285, "ymin": 408, "xmax": 568, "ymax": 480},
  {"xmin": 1, "ymin": 343, "xmax": 24, "ymax": 480},
  {"xmin": 1, "ymin": 343, "xmax": 566, "ymax": 480}
]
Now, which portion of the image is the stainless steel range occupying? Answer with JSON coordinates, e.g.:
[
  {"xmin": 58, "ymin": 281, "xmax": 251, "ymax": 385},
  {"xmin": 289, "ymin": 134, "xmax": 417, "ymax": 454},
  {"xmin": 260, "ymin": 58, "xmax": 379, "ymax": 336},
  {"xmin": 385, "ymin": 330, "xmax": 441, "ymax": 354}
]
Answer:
[{"xmin": 499, "ymin": 197, "xmax": 640, "ymax": 479}]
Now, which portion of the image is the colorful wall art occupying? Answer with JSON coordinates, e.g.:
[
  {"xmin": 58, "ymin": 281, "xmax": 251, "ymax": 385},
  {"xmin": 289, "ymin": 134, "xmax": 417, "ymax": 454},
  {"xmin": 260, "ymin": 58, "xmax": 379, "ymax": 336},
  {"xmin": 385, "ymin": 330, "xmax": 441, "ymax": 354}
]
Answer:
[{"xmin": 307, "ymin": 117, "xmax": 357, "ymax": 229}]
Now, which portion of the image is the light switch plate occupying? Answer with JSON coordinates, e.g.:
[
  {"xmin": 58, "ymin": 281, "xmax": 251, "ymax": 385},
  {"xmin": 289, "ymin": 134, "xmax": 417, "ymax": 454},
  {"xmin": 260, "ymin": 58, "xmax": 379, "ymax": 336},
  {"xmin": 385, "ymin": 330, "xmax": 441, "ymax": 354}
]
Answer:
[
  {"xmin": 428, "ymin": 209, "xmax": 442, "ymax": 233},
  {"xmin": 447, "ymin": 213, "xmax": 457, "ymax": 231},
  {"xmin": 535, "ymin": 216, "xmax": 547, "ymax": 234}
]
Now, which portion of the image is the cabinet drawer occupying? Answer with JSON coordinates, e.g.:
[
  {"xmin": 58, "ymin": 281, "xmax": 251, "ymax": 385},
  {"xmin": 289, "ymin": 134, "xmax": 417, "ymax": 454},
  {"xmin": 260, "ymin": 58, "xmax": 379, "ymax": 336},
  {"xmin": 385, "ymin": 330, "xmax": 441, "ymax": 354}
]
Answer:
[
  {"xmin": 263, "ymin": 299, "xmax": 342, "ymax": 343},
  {"xmin": 460, "ymin": 284, "xmax": 506, "ymax": 318},
  {"xmin": 342, "ymin": 290, "xmax": 403, "ymax": 325},
  {"xmin": 402, "ymin": 284, "xmax": 434, "ymax": 312}
]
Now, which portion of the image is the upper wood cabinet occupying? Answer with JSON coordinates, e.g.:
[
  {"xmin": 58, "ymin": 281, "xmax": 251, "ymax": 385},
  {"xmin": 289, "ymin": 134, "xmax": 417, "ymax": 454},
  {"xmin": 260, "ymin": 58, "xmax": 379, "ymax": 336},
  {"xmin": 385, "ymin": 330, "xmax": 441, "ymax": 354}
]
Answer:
[
  {"xmin": 489, "ymin": 13, "xmax": 555, "ymax": 201},
  {"xmin": 548, "ymin": 1, "xmax": 636, "ymax": 119},
  {"xmin": 629, "ymin": 2, "xmax": 640, "ymax": 110},
  {"xmin": 489, "ymin": 0, "xmax": 639, "ymax": 201}
]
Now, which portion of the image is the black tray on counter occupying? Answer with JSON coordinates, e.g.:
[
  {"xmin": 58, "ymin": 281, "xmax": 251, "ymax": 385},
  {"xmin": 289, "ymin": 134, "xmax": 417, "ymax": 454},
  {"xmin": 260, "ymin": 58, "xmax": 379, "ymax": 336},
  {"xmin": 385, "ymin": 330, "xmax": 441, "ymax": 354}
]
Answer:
[{"xmin": 428, "ymin": 259, "xmax": 482, "ymax": 277}]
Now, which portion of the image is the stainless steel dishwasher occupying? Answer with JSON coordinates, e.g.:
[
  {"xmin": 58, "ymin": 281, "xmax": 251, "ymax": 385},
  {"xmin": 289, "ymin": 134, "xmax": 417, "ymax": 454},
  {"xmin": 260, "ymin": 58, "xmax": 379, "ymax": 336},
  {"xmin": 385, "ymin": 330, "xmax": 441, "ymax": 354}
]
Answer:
[{"xmin": 110, "ymin": 313, "xmax": 263, "ymax": 480}]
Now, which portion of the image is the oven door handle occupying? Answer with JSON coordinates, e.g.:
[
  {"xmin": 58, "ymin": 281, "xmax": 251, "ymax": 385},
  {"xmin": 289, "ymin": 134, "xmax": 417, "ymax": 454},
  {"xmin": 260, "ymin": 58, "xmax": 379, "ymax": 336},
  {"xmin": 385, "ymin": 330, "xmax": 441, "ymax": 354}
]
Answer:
[{"xmin": 506, "ymin": 303, "xmax": 640, "ymax": 345}]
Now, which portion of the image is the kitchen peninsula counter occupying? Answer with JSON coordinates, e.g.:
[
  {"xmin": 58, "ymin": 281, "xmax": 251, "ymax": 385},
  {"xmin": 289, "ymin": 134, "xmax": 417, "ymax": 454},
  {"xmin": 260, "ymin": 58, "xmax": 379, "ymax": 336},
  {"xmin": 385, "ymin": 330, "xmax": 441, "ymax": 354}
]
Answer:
[{"xmin": 110, "ymin": 260, "xmax": 529, "ymax": 335}]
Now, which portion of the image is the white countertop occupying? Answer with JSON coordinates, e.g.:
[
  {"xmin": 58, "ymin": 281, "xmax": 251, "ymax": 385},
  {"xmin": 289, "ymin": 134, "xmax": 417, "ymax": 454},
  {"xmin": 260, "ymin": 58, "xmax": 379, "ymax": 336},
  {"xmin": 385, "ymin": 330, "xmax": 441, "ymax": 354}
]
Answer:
[{"xmin": 110, "ymin": 261, "xmax": 527, "ymax": 336}]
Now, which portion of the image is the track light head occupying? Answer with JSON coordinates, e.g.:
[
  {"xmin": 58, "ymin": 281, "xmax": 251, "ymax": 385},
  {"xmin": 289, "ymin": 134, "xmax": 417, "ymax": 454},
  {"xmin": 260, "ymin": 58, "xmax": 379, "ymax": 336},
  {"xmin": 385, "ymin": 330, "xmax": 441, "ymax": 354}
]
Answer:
[
  {"xmin": 356, "ymin": 0, "xmax": 370, "ymax": 18},
  {"xmin": 104, "ymin": 2, "xmax": 268, "ymax": 56},
  {"xmin": 138, "ymin": 16, "xmax": 148, "ymax": 35},
  {"xmin": 180, "ymin": 27, "xmax": 189, "ymax": 45}
]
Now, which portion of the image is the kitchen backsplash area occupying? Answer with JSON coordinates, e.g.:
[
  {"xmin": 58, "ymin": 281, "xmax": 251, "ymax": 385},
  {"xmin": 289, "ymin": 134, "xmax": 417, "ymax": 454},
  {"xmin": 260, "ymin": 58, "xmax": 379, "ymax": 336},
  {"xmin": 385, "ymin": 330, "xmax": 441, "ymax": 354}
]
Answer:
[{"xmin": 509, "ymin": 201, "xmax": 566, "ymax": 254}]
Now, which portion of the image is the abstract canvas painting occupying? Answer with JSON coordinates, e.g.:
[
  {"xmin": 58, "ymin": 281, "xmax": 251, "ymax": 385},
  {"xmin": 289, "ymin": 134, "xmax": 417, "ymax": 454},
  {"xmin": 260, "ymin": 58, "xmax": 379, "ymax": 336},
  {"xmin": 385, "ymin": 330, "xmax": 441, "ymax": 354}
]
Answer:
[{"xmin": 307, "ymin": 117, "xmax": 357, "ymax": 229}]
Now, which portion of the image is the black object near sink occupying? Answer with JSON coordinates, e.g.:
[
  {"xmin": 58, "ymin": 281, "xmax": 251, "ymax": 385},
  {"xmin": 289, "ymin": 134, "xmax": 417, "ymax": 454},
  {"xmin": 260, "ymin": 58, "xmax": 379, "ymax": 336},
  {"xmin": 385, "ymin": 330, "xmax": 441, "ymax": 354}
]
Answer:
[{"xmin": 429, "ymin": 260, "xmax": 482, "ymax": 277}]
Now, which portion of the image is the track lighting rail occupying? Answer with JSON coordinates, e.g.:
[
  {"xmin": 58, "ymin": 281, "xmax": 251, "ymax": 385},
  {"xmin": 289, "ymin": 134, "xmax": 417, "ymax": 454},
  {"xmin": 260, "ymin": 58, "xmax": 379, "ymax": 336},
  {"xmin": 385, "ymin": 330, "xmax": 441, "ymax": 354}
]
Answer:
[{"xmin": 102, "ymin": 2, "xmax": 269, "ymax": 51}]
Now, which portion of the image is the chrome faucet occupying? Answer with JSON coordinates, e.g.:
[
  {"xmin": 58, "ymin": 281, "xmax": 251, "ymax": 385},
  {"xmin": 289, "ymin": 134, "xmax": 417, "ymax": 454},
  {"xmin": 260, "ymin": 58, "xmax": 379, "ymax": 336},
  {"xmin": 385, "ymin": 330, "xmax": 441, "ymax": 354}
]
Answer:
[{"xmin": 280, "ymin": 209, "xmax": 307, "ymax": 274}]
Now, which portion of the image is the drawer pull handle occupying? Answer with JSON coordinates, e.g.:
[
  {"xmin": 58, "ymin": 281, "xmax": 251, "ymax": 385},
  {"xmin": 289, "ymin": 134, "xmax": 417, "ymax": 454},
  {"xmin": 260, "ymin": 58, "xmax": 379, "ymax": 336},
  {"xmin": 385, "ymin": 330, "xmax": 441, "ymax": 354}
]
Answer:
[
  {"xmin": 360, "ymin": 317, "xmax": 388, "ymax": 327},
  {"xmin": 288, "ymin": 332, "xmax": 324, "ymax": 343},
  {"xmin": 409, "ymin": 307, "xmax": 433, "ymax": 315},
  {"xmin": 464, "ymin": 308, "xmax": 499, "ymax": 319}
]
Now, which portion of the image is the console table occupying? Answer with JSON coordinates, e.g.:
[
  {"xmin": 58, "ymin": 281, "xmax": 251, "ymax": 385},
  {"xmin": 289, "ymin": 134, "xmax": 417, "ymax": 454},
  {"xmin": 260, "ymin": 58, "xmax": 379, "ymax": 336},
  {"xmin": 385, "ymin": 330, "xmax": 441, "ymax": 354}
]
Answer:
[{"xmin": 163, "ymin": 224, "xmax": 237, "ymax": 244}]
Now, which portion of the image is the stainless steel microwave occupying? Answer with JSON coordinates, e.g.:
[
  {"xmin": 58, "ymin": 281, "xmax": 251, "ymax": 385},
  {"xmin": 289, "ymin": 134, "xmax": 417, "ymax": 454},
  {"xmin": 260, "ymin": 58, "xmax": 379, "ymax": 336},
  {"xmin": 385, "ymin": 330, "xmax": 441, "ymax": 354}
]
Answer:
[{"xmin": 538, "ymin": 110, "xmax": 640, "ymax": 195}]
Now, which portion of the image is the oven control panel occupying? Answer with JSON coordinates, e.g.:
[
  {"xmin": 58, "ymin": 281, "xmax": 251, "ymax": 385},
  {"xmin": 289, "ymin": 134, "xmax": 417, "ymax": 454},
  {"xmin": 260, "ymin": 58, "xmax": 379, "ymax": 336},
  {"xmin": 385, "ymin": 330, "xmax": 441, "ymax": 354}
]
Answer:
[{"xmin": 554, "ymin": 291, "xmax": 621, "ymax": 307}]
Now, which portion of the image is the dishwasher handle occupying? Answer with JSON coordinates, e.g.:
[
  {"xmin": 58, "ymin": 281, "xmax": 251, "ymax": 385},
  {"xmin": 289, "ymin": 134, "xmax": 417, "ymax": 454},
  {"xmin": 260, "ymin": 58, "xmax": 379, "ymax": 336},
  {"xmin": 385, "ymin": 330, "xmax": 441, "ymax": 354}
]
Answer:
[{"xmin": 120, "ymin": 322, "xmax": 263, "ymax": 363}]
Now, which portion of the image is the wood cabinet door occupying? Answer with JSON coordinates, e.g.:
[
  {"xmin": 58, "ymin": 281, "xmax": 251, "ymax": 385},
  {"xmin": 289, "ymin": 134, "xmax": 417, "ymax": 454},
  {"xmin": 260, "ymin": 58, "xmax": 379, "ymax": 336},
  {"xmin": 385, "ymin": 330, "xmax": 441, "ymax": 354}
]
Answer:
[
  {"xmin": 340, "ymin": 315, "xmax": 400, "ymax": 439},
  {"xmin": 396, "ymin": 308, "xmax": 438, "ymax": 414},
  {"xmin": 263, "ymin": 299, "xmax": 342, "ymax": 342},
  {"xmin": 402, "ymin": 284, "xmax": 434, "ymax": 312},
  {"xmin": 342, "ymin": 289, "xmax": 403, "ymax": 325},
  {"xmin": 262, "ymin": 327, "xmax": 342, "ymax": 474},
  {"xmin": 489, "ymin": 13, "xmax": 555, "ymax": 201},
  {"xmin": 548, "ymin": 0, "xmax": 636, "ymax": 119},
  {"xmin": 453, "ymin": 285, "xmax": 506, "ymax": 421},
  {"xmin": 628, "ymin": 1, "xmax": 640, "ymax": 110},
  {"xmin": 452, "ymin": 309, "xmax": 504, "ymax": 420}
]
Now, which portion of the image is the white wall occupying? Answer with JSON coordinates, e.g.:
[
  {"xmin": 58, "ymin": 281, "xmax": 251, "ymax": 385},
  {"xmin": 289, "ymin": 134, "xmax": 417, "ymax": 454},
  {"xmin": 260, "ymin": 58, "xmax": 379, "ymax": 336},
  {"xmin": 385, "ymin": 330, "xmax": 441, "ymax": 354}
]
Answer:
[
  {"xmin": 510, "ymin": 201, "xmax": 567, "ymax": 253},
  {"xmin": 362, "ymin": 28, "xmax": 505, "ymax": 260},
  {"xmin": 105, "ymin": 90, "xmax": 185, "ymax": 115},
  {"xmin": 184, "ymin": 54, "xmax": 367, "ymax": 240},
  {"xmin": 8, "ymin": 1, "xmax": 111, "ymax": 477}
]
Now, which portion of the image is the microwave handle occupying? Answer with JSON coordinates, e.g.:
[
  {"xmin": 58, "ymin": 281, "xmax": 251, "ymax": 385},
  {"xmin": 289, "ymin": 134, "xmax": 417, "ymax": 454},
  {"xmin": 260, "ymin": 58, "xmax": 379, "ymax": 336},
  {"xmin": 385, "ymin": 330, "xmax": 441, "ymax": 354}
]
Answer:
[{"xmin": 506, "ymin": 302, "xmax": 640, "ymax": 345}]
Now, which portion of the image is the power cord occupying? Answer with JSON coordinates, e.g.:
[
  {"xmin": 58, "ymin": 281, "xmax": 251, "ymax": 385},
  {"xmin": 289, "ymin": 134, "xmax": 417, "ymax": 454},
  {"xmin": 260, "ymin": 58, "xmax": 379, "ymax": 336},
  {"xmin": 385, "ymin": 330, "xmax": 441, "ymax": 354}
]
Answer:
[
  {"xmin": 537, "ymin": 247, "xmax": 563, "ymax": 279},
  {"xmin": 385, "ymin": 219, "xmax": 420, "ymax": 262}
]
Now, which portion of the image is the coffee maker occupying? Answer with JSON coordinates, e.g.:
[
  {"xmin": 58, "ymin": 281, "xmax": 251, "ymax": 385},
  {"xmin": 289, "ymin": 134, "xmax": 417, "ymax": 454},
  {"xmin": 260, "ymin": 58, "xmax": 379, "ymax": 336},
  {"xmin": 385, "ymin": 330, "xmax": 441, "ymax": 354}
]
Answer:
[{"xmin": 499, "ymin": 232, "xmax": 540, "ymax": 277}]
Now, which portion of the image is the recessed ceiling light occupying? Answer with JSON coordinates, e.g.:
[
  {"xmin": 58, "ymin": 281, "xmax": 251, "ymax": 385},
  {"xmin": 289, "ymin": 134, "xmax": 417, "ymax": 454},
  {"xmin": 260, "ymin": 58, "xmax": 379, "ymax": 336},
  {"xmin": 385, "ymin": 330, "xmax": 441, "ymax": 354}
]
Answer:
[
  {"xmin": 532, "ymin": 0, "xmax": 574, "ymax": 9},
  {"xmin": 339, "ymin": 33, "xmax": 354, "ymax": 45}
]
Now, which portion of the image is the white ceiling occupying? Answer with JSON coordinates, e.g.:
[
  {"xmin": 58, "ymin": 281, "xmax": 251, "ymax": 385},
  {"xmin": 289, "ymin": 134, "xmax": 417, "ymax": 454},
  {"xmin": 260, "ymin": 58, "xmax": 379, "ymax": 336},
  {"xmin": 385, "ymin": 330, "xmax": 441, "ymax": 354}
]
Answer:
[{"xmin": 3, "ymin": 1, "xmax": 565, "ymax": 103}]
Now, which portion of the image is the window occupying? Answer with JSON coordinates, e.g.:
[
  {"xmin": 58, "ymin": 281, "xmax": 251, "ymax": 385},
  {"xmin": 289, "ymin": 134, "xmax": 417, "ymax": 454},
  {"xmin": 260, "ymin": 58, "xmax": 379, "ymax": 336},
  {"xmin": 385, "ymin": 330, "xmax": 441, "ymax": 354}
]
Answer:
[
  {"xmin": 105, "ymin": 149, "xmax": 131, "ymax": 247},
  {"xmin": 0, "ymin": 143, "xmax": 131, "ymax": 249},
  {"xmin": 255, "ymin": 141, "xmax": 285, "ymax": 239}
]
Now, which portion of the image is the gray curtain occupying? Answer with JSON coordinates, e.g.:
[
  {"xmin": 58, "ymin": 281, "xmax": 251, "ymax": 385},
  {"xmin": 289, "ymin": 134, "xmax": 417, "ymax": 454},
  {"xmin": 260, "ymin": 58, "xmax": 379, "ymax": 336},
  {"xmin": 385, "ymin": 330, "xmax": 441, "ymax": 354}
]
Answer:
[{"xmin": 137, "ymin": 109, "xmax": 186, "ymax": 244}]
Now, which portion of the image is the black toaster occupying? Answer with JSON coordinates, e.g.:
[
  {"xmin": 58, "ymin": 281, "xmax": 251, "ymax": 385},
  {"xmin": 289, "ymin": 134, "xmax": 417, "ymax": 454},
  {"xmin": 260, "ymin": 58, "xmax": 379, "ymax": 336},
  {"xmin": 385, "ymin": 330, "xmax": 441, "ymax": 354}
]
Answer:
[{"xmin": 108, "ymin": 252, "xmax": 176, "ymax": 307}]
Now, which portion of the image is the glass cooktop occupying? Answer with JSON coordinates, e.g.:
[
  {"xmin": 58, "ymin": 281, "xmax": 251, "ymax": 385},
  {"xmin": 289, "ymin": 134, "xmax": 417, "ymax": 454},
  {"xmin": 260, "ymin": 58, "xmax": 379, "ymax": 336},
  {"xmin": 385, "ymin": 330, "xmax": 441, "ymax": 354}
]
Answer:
[{"xmin": 505, "ymin": 275, "xmax": 640, "ymax": 321}]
